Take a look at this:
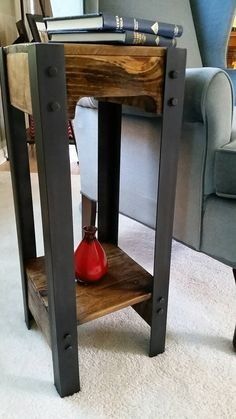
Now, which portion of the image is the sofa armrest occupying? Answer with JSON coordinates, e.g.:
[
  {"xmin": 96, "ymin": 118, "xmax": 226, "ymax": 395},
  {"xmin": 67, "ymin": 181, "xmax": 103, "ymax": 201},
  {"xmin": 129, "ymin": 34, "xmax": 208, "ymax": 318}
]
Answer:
[
  {"xmin": 183, "ymin": 67, "xmax": 234, "ymax": 196},
  {"xmin": 225, "ymin": 68, "xmax": 236, "ymax": 104},
  {"xmin": 184, "ymin": 67, "xmax": 234, "ymax": 123},
  {"xmin": 77, "ymin": 97, "xmax": 98, "ymax": 108}
]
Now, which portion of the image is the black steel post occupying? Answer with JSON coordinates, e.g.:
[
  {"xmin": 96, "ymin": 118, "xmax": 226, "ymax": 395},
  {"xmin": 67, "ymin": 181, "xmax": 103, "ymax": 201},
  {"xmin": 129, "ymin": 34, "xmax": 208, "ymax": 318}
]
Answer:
[
  {"xmin": 97, "ymin": 102, "xmax": 122, "ymax": 245},
  {"xmin": 28, "ymin": 43, "xmax": 80, "ymax": 397},
  {"xmin": 0, "ymin": 47, "xmax": 36, "ymax": 328},
  {"xmin": 150, "ymin": 47, "xmax": 186, "ymax": 356}
]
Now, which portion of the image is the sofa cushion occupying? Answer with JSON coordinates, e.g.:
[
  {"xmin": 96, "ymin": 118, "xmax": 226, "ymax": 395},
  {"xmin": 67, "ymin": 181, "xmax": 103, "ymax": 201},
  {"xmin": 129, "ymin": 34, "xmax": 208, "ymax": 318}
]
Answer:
[
  {"xmin": 214, "ymin": 139, "xmax": 236, "ymax": 198},
  {"xmin": 77, "ymin": 97, "xmax": 157, "ymax": 118}
]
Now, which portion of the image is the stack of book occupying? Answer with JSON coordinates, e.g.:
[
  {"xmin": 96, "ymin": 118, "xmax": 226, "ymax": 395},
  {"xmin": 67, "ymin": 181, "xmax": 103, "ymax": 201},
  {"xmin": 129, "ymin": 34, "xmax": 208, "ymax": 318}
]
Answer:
[{"xmin": 44, "ymin": 13, "xmax": 183, "ymax": 47}]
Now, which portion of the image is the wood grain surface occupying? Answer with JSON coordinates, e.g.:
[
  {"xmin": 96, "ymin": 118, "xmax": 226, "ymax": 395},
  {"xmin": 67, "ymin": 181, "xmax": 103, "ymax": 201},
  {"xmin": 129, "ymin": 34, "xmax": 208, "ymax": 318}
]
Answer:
[
  {"xmin": 64, "ymin": 44, "xmax": 165, "ymax": 117},
  {"xmin": 26, "ymin": 243, "xmax": 153, "ymax": 340},
  {"xmin": 5, "ymin": 43, "xmax": 166, "ymax": 118},
  {"xmin": 7, "ymin": 52, "xmax": 32, "ymax": 114}
]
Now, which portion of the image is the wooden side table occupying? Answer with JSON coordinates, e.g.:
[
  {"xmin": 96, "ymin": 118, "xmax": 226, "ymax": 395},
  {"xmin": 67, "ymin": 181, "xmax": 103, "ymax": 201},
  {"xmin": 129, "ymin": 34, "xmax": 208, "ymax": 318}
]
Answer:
[{"xmin": 0, "ymin": 43, "xmax": 186, "ymax": 397}]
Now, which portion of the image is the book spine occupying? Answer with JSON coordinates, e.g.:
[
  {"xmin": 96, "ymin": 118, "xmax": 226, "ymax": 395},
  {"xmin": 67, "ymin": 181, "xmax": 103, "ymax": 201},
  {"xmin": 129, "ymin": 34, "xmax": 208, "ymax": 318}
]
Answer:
[
  {"xmin": 103, "ymin": 15, "xmax": 183, "ymax": 38},
  {"xmin": 125, "ymin": 31, "xmax": 177, "ymax": 47}
]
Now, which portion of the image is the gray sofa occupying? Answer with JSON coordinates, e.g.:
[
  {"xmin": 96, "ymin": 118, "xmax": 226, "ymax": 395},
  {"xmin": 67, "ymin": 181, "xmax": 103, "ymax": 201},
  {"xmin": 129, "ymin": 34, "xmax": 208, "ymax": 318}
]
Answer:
[{"xmin": 73, "ymin": 0, "xmax": 236, "ymax": 345}]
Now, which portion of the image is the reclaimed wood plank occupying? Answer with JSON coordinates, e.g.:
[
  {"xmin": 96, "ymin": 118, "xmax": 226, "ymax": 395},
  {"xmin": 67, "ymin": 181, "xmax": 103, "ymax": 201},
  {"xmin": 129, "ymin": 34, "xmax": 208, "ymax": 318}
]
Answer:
[
  {"xmin": 7, "ymin": 52, "xmax": 32, "ymax": 114},
  {"xmin": 65, "ymin": 52, "xmax": 165, "ymax": 117},
  {"xmin": 5, "ymin": 43, "xmax": 165, "ymax": 118},
  {"xmin": 26, "ymin": 243, "xmax": 153, "ymax": 331}
]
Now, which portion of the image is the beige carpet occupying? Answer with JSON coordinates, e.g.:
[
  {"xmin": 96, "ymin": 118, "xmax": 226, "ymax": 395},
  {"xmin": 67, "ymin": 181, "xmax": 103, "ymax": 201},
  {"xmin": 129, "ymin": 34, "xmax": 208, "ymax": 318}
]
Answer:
[{"xmin": 0, "ymin": 171, "xmax": 235, "ymax": 419}]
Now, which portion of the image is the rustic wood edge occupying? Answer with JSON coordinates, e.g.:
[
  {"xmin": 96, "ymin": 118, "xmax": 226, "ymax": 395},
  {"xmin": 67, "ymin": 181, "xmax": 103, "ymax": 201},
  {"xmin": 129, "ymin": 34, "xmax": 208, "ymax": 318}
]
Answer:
[
  {"xmin": 3, "ymin": 43, "xmax": 168, "ymax": 117},
  {"xmin": 28, "ymin": 275, "xmax": 51, "ymax": 345},
  {"xmin": 4, "ymin": 42, "xmax": 167, "ymax": 57}
]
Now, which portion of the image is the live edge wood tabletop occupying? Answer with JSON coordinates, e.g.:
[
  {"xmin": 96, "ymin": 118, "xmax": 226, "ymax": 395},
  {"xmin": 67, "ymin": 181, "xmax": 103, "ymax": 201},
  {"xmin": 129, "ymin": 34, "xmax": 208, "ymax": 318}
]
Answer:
[{"xmin": 0, "ymin": 43, "xmax": 186, "ymax": 397}]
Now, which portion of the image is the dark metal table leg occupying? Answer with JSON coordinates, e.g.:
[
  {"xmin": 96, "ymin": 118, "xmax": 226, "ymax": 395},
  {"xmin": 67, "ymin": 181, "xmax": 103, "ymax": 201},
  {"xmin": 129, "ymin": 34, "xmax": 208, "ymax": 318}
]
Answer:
[
  {"xmin": 28, "ymin": 44, "xmax": 80, "ymax": 397},
  {"xmin": 97, "ymin": 102, "xmax": 122, "ymax": 244},
  {"xmin": 0, "ymin": 47, "xmax": 36, "ymax": 329},
  {"xmin": 150, "ymin": 47, "xmax": 186, "ymax": 356}
]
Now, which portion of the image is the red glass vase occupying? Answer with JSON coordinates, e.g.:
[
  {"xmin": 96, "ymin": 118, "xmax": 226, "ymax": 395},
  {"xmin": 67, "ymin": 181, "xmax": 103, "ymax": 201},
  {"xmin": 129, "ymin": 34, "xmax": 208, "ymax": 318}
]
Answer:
[{"xmin": 74, "ymin": 226, "xmax": 108, "ymax": 283}]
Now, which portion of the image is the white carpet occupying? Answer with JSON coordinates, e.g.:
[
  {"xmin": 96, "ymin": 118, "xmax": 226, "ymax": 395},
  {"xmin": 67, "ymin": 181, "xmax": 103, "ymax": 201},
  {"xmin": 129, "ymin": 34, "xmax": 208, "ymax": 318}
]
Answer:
[{"xmin": 0, "ymin": 171, "xmax": 235, "ymax": 419}]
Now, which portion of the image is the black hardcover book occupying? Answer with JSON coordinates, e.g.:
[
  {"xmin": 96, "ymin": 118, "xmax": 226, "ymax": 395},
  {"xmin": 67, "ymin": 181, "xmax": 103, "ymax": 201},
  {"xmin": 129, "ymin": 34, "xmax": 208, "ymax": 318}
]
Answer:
[
  {"xmin": 48, "ymin": 29, "xmax": 177, "ymax": 47},
  {"xmin": 45, "ymin": 13, "xmax": 183, "ymax": 38}
]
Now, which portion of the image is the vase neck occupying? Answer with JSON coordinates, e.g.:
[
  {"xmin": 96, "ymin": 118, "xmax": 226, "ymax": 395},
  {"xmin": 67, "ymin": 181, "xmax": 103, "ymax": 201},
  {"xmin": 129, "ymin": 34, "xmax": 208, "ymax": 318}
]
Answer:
[{"xmin": 83, "ymin": 225, "xmax": 97, "ymax": 242}]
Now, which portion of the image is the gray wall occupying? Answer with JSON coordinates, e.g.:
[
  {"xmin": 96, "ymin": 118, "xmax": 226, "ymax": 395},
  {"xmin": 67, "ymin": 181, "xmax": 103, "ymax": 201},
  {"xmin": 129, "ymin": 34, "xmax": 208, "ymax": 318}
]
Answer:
[
  {"xmin": 50, "ymin": 0, "xmax": 83, "ymax": 16},
  {"xmin": 0, "ymin": 0, "xmax": 17, "ymax": 46},
  {"xmin": 84, "ymin": 0, "xmax": 99, "ymax": 13}
]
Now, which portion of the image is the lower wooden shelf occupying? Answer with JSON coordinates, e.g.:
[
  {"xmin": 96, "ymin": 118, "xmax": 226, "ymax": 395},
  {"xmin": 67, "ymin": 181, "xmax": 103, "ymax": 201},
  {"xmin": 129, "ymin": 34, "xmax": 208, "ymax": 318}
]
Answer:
[{"xmin": 26, "ymin": 243, "xmax": 153, "ymax": 343}]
